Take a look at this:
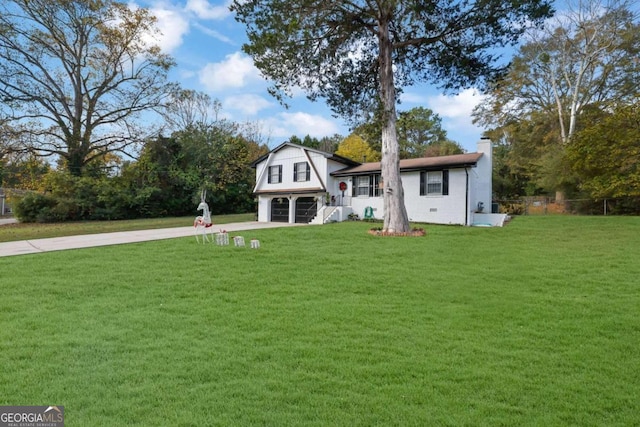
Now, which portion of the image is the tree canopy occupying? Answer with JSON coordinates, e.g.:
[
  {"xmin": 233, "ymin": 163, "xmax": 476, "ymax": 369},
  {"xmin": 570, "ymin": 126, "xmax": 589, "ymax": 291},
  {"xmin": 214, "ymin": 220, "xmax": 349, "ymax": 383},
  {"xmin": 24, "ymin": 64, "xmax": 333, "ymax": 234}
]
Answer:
[
  {"xmin": 335, "ymin": 134, "xmax": 381, "ymax": 163},
  {"xmin": 232, "ymin": 0, "xmax": 553, "ymax": 232},
  {"xmin": 474, "ymin": 0, "xmax": 640, "ymax": 145},
  {"xmin": 473, "ymin": 0, "xmax": 640, "ymax": 199},
  {"xmin": 356, "ymin": 106, "xmax": 457, "ymax": 158},
  {"xmin": 0, "ymin": 0, "xmax": 175, "ymax": 176},
  {"xmin": 567, "ymin": 103, "xmax": 640, "ymax": 198}
]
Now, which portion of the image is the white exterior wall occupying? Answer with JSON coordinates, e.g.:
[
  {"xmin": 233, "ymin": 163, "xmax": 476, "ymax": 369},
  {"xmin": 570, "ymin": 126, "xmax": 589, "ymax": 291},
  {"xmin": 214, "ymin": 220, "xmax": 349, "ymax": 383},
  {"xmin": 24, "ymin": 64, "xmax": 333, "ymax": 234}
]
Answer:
[
  {"xmin": 349, "ymin": 168, "xmax": 471, "ymax": 225},
  {"xmin": 256, "ymin": 196, "xmax": 270, "ymax": 222},
  {"xmin": 409, "ymin": 170, "xmax": 469, "ymax": 225},
  {"xmin": 254, "ymin": 144, "xmax": 353, "ymax": 223},
  {"xmin": 255, "ymin": 146, "xmax": 326, "ymax": 192},
  {"xmin": 469, "ymin": 139, "xmax": 492, "ymax": 215},
  {"xmin": 347, "ymin": 176, "xmax": 384, "ymax": 219},
  {"xmin": 254, "ymin": 139, "xmax": 494, "ymax": 226},
  {"xmin": 326, "ymin": 161, "xmax": 351, "ymax": 198}
]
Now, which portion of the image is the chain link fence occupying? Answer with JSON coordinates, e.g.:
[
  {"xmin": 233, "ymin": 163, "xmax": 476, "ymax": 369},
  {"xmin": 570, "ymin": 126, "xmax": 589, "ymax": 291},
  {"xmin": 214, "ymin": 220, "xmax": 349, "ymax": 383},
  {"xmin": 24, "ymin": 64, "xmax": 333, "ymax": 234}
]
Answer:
[{"xmin": 494, "ymin": 197, "xmax": 640, "ymax": 216}]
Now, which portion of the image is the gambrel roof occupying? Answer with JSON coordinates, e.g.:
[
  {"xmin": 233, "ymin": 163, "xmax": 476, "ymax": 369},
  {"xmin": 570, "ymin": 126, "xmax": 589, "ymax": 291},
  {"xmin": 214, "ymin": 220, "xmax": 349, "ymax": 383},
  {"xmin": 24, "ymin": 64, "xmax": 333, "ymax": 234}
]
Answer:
[{"xmin": 250, "ymin": 141, "xmax": 360, "ymax": 168}]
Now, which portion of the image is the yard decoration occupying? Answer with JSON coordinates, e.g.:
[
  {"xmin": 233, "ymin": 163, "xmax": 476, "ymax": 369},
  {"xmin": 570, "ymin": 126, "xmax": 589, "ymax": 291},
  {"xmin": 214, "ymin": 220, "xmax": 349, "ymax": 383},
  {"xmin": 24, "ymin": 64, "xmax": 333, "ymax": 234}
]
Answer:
[
  {"xmin": 233, "ymin": 236, "xmax": 245, "ymax": 247},
  {"xmin": 216, "ymin": 231, "xmax": 229, "ymax": 245},
  {"xmin": 194, "ymin": 190, "xmax": 213, "ymax": 243},
  {"xmin": 250, "ymin": 239, "xmax": 260, "ymax": 249}
]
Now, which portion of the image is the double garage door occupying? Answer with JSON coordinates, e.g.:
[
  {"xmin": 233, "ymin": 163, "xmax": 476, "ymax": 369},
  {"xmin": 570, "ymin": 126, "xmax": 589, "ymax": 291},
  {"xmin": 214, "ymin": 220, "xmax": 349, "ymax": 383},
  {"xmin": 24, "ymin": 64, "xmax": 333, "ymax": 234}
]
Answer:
[{"xmin": 270, "ymin": 197, "xmax": 317, "ymax": 223}]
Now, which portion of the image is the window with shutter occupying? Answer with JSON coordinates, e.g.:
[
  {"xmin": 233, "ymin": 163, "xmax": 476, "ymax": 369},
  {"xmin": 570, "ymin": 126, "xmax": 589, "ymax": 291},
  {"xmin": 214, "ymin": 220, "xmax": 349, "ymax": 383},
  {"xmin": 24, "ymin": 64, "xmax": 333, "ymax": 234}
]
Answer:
[
  {"xmin": 420, "ymin": 171, "xmax": 448, "ymax": 195},
  {"xmin": 268, "ymin": 165, "xmax": 282, "ymax": 184},
  {"xmin": 294, "ymin": 162, "xmax": 310, "ymax": 182}
]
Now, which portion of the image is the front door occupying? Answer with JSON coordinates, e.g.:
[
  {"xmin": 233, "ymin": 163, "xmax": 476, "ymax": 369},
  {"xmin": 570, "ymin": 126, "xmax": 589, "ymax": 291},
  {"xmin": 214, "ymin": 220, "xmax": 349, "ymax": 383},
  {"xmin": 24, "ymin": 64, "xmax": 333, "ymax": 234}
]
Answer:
[
  {"xmin": 295, "ymin": 197, "xmax": 317, "ymax": 223},
  {"xmin": 270, "ymin": 198, "xmax": 289, "ymax": 222}
]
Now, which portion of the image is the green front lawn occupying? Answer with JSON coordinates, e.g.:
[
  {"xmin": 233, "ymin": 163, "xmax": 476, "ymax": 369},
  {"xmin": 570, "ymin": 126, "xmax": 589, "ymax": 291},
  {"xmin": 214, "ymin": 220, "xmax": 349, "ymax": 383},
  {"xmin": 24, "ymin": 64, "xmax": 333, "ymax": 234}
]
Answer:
[{"xmin": 1, "ymin": 216, "xmax": 639, "ymax": 425}]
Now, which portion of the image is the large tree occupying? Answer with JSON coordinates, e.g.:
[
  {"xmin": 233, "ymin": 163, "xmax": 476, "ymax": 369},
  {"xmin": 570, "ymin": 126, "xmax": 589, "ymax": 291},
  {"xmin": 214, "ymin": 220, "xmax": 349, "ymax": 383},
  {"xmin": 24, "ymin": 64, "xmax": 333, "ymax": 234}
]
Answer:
[
  {"xmin": 474, "ymin": 0, "xmax": 639, "ymax": 145},
  {"xmin": 397, "ymin": 107, "xmax": 449, "ymax": 158},
  {"xmin": 356, "ymin": 106, "xmax": 455, "ymax": 158},
  {"xmin": 567, "ymin": 103, "xmax": 640, "ymax": 199},
  {"xmin": 162, "ymin": 89, "xmax": 222, "ymax": 132},
  {"xmin": 0, "ymin": 0, "xmax": 175, "ymax": 176},
  {"xmin": 232, "ymin": 0, "xmax": 553, "ymax": 232},
  {"xmin": 473, "ymin": 0, "xmax": 640, "ymax": 197}
]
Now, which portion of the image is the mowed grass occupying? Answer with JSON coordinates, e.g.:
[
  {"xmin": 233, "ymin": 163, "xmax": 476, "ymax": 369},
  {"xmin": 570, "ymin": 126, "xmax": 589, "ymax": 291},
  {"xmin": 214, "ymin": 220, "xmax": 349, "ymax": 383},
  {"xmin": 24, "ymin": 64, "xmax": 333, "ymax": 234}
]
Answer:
[{"xmin": 1, "ymin": 216, "xmax": 639, "ymax": 426}]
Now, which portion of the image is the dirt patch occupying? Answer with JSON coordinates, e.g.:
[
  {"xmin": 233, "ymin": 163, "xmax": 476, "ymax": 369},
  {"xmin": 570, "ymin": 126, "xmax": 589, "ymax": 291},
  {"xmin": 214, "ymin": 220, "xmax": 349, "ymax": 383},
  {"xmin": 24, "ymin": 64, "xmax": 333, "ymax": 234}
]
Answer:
[{"xmin": 368, "ymin": 228, "xmax": 426, "ymax": 237}]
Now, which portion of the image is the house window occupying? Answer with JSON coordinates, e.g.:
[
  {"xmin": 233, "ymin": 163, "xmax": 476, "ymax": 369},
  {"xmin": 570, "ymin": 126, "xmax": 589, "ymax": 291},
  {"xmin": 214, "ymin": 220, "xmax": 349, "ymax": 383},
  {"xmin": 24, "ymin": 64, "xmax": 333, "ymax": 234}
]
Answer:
[
  {"xmin": 373, "ymin": 174, "xmax": 383, "ymax": 197},
  {"xmin": 351, "ymin": 174, "xmax": 383, "ymax": 197},
  {"xmin": 420, "ymin": 170, "xmax": 449, "ymax": 196},
  {"xmin": 293, "ymin": 162, "xmax": 311, "ymax": 182},
  {"xmin": 268, "ymin": 165, "xmax": 282, "ymax": 184},
  {"xmin": 356, "ymin": 176, "xmax": 370, "ymax": 196}
]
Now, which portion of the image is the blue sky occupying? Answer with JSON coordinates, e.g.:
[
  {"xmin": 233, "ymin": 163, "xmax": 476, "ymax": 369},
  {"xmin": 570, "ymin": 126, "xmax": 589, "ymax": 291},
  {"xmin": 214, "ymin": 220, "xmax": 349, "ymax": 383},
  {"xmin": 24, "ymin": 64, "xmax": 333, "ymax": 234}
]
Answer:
[{"xmin": 135, "ymin": 0, "xmax": 500, "ymax": 152}]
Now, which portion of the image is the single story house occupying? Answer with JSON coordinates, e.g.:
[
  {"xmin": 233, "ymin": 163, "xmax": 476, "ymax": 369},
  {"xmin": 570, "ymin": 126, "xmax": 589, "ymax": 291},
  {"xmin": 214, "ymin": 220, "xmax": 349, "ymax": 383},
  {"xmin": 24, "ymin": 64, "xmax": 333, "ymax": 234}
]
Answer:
[{"xmin": 251, "ymin": 138, "xmax": 506, "ymax": 226}]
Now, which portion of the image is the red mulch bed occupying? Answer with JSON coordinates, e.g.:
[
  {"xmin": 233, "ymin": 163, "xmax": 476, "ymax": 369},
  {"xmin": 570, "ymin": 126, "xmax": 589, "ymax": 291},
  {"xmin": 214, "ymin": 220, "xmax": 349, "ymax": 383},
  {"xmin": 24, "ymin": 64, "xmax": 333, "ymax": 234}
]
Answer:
[{"xmin": 368, "ymin": 228, "xmax": 426, "ymax": 237}]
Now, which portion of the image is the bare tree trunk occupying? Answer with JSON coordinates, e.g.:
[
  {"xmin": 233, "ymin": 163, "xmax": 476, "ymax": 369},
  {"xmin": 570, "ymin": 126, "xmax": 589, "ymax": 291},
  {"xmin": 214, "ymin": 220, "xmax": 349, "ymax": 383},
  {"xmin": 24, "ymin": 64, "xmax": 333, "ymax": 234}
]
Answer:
[
  {"xmin": 549, "ymin": 70, "xmax": 568, "ymax": 144},
  {"xmin": 379, "ymin": 16, "xmax": 410, "ymax": 233}
]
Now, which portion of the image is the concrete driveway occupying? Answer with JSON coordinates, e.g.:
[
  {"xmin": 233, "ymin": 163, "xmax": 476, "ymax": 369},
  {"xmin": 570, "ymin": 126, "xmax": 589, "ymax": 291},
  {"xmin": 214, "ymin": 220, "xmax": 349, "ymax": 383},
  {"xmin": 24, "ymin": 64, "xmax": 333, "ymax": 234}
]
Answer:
[{"xmin": 0, "ymin": 221, "xmax": 305, "ymax": 257}]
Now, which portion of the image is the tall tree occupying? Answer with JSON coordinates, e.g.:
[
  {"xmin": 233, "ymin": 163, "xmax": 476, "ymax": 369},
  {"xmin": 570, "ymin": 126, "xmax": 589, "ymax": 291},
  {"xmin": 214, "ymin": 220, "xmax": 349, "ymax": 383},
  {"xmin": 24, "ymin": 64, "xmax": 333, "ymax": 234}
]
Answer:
[
  {"xmin": 317, "ymin": 134, "xmax": 343, "ymax": 153},
  {"xmin": 473, "ymin": 0, "xmax": 640, "ymax": 197},
  {"xmin": 356, "ymin": 106, "xmax": 455, "ymax": 158},
  {"xmin": 0, "ymin": 0, "xmax": 175, "ymax": 176},
  {"xmin": 474, "ymin": 0, "xmax": 640, "ymax": 144},
  {"xmin": 422, "ymin": 140, "xmax": 465, "ymax": 157},
  {"xmin": 0, "ymin": 153, "xmax": 50, "ymax": 191},
  {"xmin": 232, "ymin": 0, "xmax": 553, "ymax": 232},
  {"xmin": 335, "ymin": 134, "xmax": 381, "ymax": 162},
  {"xmin": 567, "ymin": 103, "xmax": 640, "ymax": 199},
  {"xmin": 162, "ymin": 89, "xmax": 222, "ymax": 132},
  {"xmin": 396, "ymin": 107, "xmax": 451, "ymax": 158}
]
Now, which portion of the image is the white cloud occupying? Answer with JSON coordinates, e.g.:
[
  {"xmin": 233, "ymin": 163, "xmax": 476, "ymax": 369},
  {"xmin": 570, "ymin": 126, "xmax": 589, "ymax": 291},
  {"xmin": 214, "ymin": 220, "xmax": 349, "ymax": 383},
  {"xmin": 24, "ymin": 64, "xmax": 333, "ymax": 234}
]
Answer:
[
  {"xmin": 198, "ymin": 52, "xmax": 261, "ymax": 92},
  {"xmin": 399, "ymin": 92, "xmax": 428, "ymax": 104},
  {"xmin": 193, "ymin": 22, "xmax": 234, "ymax": 44},
  {"xmin": 135, "ymin": 1, "xmax": 234, "ymax": 54},
  {"xmin": 185, "ymin": 0, "xmax": 232, "ymax": 20},
  {"xmin": 177, "ymin": 69, "xmax": 197, "ymax": 80},
  {"xmin": 223, "ymin": 94, "xmax": 272, "ymax": 116},
  {"xmin": 271, "ymin": 112, "xmax": 341, "ymax": 138},
  {"xmin": 425, "ymin": 89, "xmax": 487, "ymax": 149},
  {"xmin": 427, "ymin": 88, "xmax": 484, "ymax": 120},
  {"xmin": 140, "ymin": 3, "xmax": 190, "ymax": 53}
]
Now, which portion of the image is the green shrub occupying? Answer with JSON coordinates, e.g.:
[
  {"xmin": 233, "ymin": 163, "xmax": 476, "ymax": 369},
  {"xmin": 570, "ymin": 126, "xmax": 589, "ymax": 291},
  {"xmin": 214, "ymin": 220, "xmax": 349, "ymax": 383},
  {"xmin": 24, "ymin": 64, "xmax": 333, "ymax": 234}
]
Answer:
[{"xmin": 14, "ymin": 192, "xmax": 57, "ymax": 222}]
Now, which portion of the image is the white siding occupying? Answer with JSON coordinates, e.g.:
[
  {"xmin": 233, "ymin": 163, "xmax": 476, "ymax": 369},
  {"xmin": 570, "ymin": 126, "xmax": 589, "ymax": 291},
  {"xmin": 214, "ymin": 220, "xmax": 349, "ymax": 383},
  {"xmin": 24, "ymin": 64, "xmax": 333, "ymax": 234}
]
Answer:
[
  {"xmin": 255, "ymin": 146, "xmax": 324, "ymax": 191},
  {"xmin": 349, "ymin": 169, "xmax": 470, "ymax": 225},
  {"xmin": 471, "ymin": 139, "xmax": 492, "ymax": 214},
  {"xmin": 254, "ymin": 140, "xmax": 494, "ymax": 226}
]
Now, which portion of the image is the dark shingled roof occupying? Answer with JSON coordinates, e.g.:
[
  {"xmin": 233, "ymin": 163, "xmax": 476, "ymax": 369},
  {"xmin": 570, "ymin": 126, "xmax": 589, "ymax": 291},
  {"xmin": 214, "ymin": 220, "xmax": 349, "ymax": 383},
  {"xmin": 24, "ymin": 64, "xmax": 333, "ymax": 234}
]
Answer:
[
  {"xmin": 331, "ymin": 152, "xmax": 483, "ymax": 176},
  {"xmin": 251, "ymin": 141, "xmax": 360, "ymax": 168}
]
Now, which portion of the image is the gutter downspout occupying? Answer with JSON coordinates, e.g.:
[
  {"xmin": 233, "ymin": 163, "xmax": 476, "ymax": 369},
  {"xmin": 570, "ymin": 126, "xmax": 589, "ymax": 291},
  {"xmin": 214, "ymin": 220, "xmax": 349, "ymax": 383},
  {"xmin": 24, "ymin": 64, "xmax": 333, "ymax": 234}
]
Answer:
[{"xmin": 465, "ymin": 168, "xmax": 469, "ymax": 226}]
